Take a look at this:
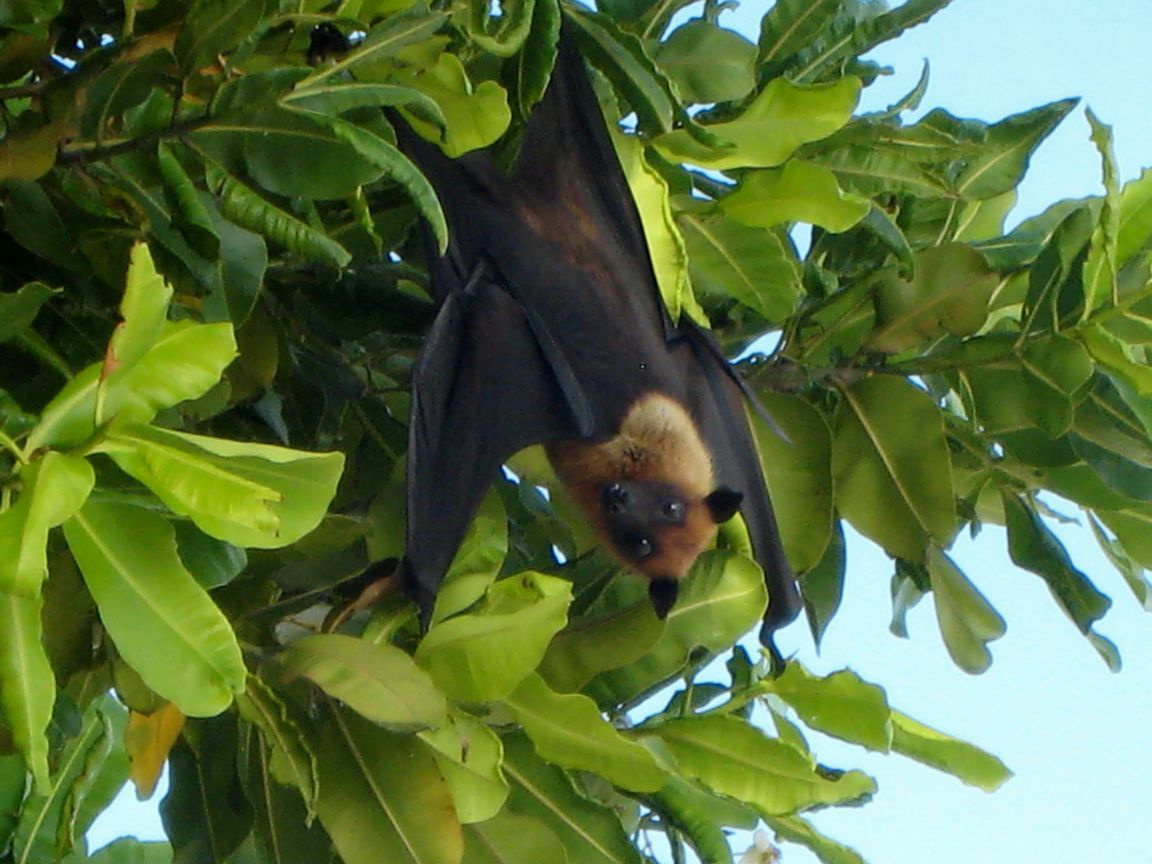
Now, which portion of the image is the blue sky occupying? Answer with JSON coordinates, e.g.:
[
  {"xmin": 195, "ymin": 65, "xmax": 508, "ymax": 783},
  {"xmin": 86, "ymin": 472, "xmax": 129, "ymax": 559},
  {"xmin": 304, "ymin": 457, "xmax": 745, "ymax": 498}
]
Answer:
[{"xmin": 90, "ymin": 2, "xmax": 1152, "ymax": 861}]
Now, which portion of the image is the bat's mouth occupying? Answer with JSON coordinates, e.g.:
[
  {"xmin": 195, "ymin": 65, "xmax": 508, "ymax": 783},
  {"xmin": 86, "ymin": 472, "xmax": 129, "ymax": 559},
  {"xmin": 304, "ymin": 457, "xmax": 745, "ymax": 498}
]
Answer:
[{"xmin": 648, "ymin": 577, "xmax": 679, "ymax": 619}]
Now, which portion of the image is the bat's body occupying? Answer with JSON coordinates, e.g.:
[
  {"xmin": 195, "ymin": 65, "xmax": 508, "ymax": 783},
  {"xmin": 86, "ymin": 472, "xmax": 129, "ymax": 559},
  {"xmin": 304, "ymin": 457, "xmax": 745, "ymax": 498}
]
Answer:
[{"xmin": 395, "ymin": 26, "xmax": 800, "ymax": 645}]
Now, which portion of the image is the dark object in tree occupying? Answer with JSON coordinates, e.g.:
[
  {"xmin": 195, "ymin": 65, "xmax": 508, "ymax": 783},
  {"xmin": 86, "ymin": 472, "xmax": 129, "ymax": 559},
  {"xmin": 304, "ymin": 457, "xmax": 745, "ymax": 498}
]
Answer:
[
  {"xmin": 307, "ymin": 23, "xmax": 348, "ymax": 65},
  {"xmin": 394, "ymin": 25, "xmax": 800, "ymax": 648}
]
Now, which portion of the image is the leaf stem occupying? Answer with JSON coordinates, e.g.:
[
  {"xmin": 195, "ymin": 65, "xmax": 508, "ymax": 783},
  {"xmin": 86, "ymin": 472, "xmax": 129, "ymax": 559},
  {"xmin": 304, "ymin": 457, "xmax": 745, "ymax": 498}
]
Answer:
[{"xmin": 0, "ymin": 430, "xmax": 26, "ymax": 464}]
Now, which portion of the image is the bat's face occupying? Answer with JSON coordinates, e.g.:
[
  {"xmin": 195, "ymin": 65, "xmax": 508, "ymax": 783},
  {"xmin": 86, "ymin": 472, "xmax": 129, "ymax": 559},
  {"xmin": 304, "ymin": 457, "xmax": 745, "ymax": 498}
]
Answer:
[{"xmin": 600, "ymin": 481, "xmax": 744, "ymax": 617}]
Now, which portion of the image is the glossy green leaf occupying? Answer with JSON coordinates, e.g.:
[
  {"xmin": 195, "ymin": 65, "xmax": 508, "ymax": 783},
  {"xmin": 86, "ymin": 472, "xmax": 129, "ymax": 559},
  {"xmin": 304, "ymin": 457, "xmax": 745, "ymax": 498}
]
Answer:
[
  {"xmin": 587, "ymin": 551, "xmax": 766, "ymax": 706},
  {"xmin": 643, "ymin": 769, "xmax": 755, "ymax": 864},
  {"xmin": 235, "ymin": 676, "xmax": 319, "ymax": 808},
  {"xmin": 466, "ymin": 0, "xmax": 535, "ymax": 57},
  {"xmin": 0, "ymin": 452, "xmax": 94, "ymax": 596},
  {"xmin": 867, "ymin": 244, "xmax": 998, "ymax": 353},
  {"xmin": 83, "ymin": 839, "xmax": 174, "ymax": 864},
  {"xmin": 419, "ymin": 709, "xmax": 508, "ymax": 824},
  {"xmin": 63, "ymin": 499, "xmax": 246, "ymax": 716},
  {"xmin": 429, "ymin": 489, "xmax": 508, "ymax": 623},
  {"xmin": 279, "ymin": 634, "xmax": 447, "ymax": 731},
  {"xmin": 654, "ymin": 715, "xmax": 875, "ymax": 815},
  {"xmin": 0, "ymin": 282, "xmax": 57, "ymax": 345},
  {"xmin": 655, "ymin": 22, "xmax": 755, "ymax": 104},
  {"xmin": 1021, "ymin": 334, "xmax": 1094, "ymax": 438},
  {"xmin": 395, "ymin": 52, "xmax": 511, "ymax": 157},
  {"xmin": 722, "ymin": 161, "xmax": 869, "ymax": 233},
  {"xmin": 677, "ymin": 204, "xmax": 801, "ymax": 322},
  {"xmin": 312, "ymin": 703, "xmax": 463, "ymax": 864},
  {"xmin": 1021, "ymin": 205, "xmax": 1093, "ymax": 333},
  {"xmin": 174, "ymin": 0, "xmax": 273, "ymax": 72},
  {"xmin": 1002, "ymin": 492, "xmax": 1112, "ymax": 643},
  {"xmin": 502, "ymin": 733, "xmax": 642, "ymax": 864},
  {"xmin": 28, "ymin": 319, "xmax": 237, "ymax": 451},
  {"xmin": 890, "ymin": 711, "xmax": 1011, "ymax": 790},
  {"xmin": 97, "ymin": 424, "xmax": 344, "ymax": 549},
  {"xmin": 416, "ymin": 572, "xmax": 570, "ymax": 703},
  {"xmin": 653, "ymin": 77, "xmax": 860, "ymax": 170},
  {"xmin": 762, "ymin": 815, "xmax": 865, "ymax": 864},
  {"xmin": 765, "ymin": 664, "xmax": 891, "ymax": 752},
  {"xmin": 750, "ymin": 393, "xmax": 834, "ymax": 574},
  {"xmin": 927, "ymin": 547, "xmax": 1006, "ymax": 674},
  {"xmin": 832, "ymin": 377, "xmax": 957, "ymax": 561},
  {"xmin": 616, "ymin": 133, "xmax": 701, "ymax": 324},
  {"xmin": 0, "ymin": 591, "xmax": 53, "ymax": 790},
  {"xmin": 461, "ymin": 810, "xmax": 567, "ymax": 864},
  {"xmin": 538, "ymin": 599, "xmax": 663, "ymax": 694},
  {"xmin": 504, "ymin": 673, "xmax": 666, "ymax": 792},
  {"xmin": 1082, "ymin": 109, "xmax": 1121, "ymax": 314}
]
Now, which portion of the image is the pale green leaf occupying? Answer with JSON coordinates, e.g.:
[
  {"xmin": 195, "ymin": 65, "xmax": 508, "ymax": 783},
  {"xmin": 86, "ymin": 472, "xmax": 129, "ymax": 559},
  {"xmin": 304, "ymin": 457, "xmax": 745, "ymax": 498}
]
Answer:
[
  {"xmin": 890, "ymin": 711, "xmax": 1011, "ymax": 790},
  {"xmin": 96, "ymin": 424, "xmax": 344, "ymax": 549},
  {"xmin": 0, "ymin": 592, "xmax": 54, "ymax": 791},
  {"xmin": 395, "ymin": 52, "xmax": 511, "ymax": 157},
  {"xmin": 655, "ymin": 715, "xmax": 875, "ymax": 815},
  {"xmin": 832, "ymin": 377, "xmax": 957, "ymax": 561},
  {"xmin": 655, "ymin": 22, "xmax": 755, "ymax": 104},
  {"xmin": 652, "ymin": 77, "xmax": 861, "ymax": 170},
  {"xmin": 462, "ymin": 811, "xmax": 567, "ymax": 864},
  {"xmin": 109, "ymin": 243, "xmax": 173, "ymax": 373},
  {"xmin": 415, "ymin": 572, "xmax": 571, "ymax": 703},
  {"xmin": 419, "ymin": 710, "xmax": 508, "ymax": 824},
  {"xmin": 763, "ymin": 814, "xmax": 865, "ymax": 864},
  {"xmin": 765, "ymin": 664, "xmax": 891, "ymax": 752},
  {"xmin": 0, "ymin": 452, "xmax": 94, "ymax": 596},
  {"xmin": 721, "ymin": 161, "xmax": 869, "ymax": 233},
  {"xmin": 278, "ymin": 634, "xmax": 447, "ymax": 731},
  {"xmin": 504, "ymin": 673, "xmax": 666, "ymax": 793},
  {"xmin": 927, "ymin": 547, "xmax": 1006, "ymax": 674},
  {"xmin": 63, "ymin": 500, "xmax": 246, "ymax": 716}
]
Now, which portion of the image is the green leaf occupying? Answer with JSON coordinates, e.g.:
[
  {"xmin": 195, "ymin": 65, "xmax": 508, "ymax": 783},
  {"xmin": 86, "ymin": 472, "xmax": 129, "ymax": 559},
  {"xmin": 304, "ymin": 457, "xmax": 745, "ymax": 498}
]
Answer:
[
  {"xmin": 615, "ymin": 134, "xmax": 701, "ymax": 323},
  {"xmin": 722, "ymin": 161, "xmax": 869, "ymax": 234},
  {"xmin": 802, "ymin": 521, "xmax": 846, "ymax": 648},
  {"xmin": 174, "ymin": 0, "xmax": 274, "ymax": 72},
  {"xmin": 503, "ymin": 673, "xmax": 666, "ymax": 793},
  {"xmin": 677, "ymin": 203, "xmax": 802, "ymax": 322},
  {"xmin": 765, "ymin": 664, "xmax": 891, "ymax": 752},
  {"xmin": 160, "ymin": 713, "xmax": 253, "ymax": 864},
  {"xmin": 655, "ymin": 21, "xmax": 755, "ymax": 104},
  {"xmin": 927, "ymin": 547, "xmax": 1006, "ymax": 674},
  {"xmin": 28, "ymin": 319, "xmax": 237, "ymax": 451},
  {"xmin": 757, "ymin": 0, "xmax": 842, "ymax": 72},
  {"xmin": 0, "ymin": 452, "xmax": 94, "ymax": 596},
  {"xmin": 80, "ymin": 49, "xmax": 175, "ymax": 140},
  {"xmin": 430, "ymin": 489, "xmax": 508, "ymax": 623},
  {"xmin": 867, "ymin": 244, "xmax": 998, "ymax": 353},
  {"xmin": 502, "ymin": 733, "xmax": 642, "ymax": 864},
  {"xmin": 0, "ymin": 591, "xmax": 53, "ymax": 790},
  {"xmin": 568, "ymin": 8, "xmax": 675, "ymax": 135},
  {"xmin": 890, "ymin": 711, "xmax": 1011, "ymax": 790},
  {"xmin": 654, "ymin": 715, "xmax": 875, "ymax": 815},
  {"xmin": 97, "ymin": 424, "xmax": 344, "ymax": 549},
  {"xmin": 0, "ymin": 282, "xmax": 57, "ymax": 345},
  {"xmin": 1115, "ymin": 168, "xmax": 1152, "ymax": 267},
  {"xmin": 466, "ymin": 0, "xmax": 536, "ymax": 57},
  {"xmin": 84, "ymin": 839, "xmax": 174, "ymax": 864},
  {"xmin": 643, "ymin": 770, "xmax": 755, "ymax": 864},
  {"xmin": 832, "ymin": 377, "xmax": 957, "ymax": 561},
  {"xmin": 652, "ymin": 77, "xmax": 861, "ymax": 170},
  {"xmin": 1002, "ymin": 492, "xmax": 1112, "ymax": 644},
  {"xmin": 1021, "ymin": 334, "xmax": 1095, "ymax": 438},
  {"xmin": 512, "ymin": 0, "xmax": 560, "ymax": 117},
  {"xmin": 415, "ymin": 572, "xmax": 571, "ymax": 703},
  {"xmin": 749, "ymin": 393, "xmax": 834, "ymax": 574},
  {"xmin": 537, "ymin": 599, "xmax": 663, "ymax": 694},
  {"xmin": 587, "ymin": 551, "xmax": 766, "ymax": 706},
  {"xmin": 395, "ymin": 52, "xmax": 511, "ymax": 157},
  {"xmin": 108, "ymin": 243, "xmax": 173, "ymax": 373},
  {"xmin": 955, "ymin": 99, "xmax": 1077, "ymax": 200},
  {"xmin": 278, "ymin": 634, "xmax": 447, "ymax": 732},
  {"xmin": 312, "ymin": 703, "xmax": 463, "ymax": 864},
  {"xmin": 762, "ymin": 815, "xmax": 865, "ymax": 864},
  {"xmin": 1082, "ymin": 109, "xmax": 1121, "ymax": 313},
  {"xmin": 63, "ymin": 499, "xmax": 246, "ymax": 716},
  {"xmin": 414, "ymin": 709, "xmax": 507, "ymax": 825},
  {"xmin": 461, "ymin": 811, "xmax": 567, "ymax": 864},
  {"xmin": 0, "ymin": 754, "xmax": 25, "ymax": 850},
  {"xmin": 236, "ymin": 676, "xmax": 319, "ymax": 805}
]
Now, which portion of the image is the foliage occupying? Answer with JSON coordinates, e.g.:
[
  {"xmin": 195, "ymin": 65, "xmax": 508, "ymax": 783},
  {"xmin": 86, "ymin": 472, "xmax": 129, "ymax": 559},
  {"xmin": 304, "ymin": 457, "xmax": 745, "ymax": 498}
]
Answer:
[{"xmin": 0, "ymin": 1, "xmax": 1148, "ymax": 863}]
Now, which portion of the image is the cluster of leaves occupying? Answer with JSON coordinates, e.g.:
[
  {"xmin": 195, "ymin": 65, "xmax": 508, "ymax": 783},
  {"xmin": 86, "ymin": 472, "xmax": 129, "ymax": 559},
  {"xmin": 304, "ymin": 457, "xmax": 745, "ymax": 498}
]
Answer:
[{"xmin": 0, "ymin": 0, "xmax": 1148, "ymax": 863}]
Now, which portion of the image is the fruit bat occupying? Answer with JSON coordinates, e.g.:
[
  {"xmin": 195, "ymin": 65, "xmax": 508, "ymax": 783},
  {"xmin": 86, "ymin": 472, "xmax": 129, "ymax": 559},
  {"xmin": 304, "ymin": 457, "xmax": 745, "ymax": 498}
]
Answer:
[{"xmin": 392, "ymin": 25, "xmax": 801, "ymax": 647}]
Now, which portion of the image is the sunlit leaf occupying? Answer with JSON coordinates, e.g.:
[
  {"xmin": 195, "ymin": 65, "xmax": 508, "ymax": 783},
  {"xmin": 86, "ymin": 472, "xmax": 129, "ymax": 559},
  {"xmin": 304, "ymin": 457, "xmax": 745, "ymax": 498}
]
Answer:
[
  {"xmin": 765, "ymin": 664, "xmax": 891, "ymax": 752},
  {"xmin": 0, "ymin": 591, "xmax": 53, "ymax": 790},
  {"xmin": 126, "ymin": 702, "xmax": 186, "ymax": 799},
  {"xmin": 890, "ymin": 711, "xmax": 1012, "ymax": 790},
  {"xmin": 722, "ymin": 161, "xmax": 869, "ymax": 233},
  {"xmin": 419, "ymin": 709, "xmax": 508, "ymax": 824},
  {"xmin": 927, "ymin": 547, "xmax": 1006, "ymax": 674}
]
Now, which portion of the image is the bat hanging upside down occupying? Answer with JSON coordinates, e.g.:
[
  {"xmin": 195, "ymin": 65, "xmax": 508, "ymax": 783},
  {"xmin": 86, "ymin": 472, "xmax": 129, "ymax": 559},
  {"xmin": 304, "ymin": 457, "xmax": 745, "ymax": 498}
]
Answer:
[{"xmin": 391, "ymin": 22, "xmax": 801, "ymax": 647}]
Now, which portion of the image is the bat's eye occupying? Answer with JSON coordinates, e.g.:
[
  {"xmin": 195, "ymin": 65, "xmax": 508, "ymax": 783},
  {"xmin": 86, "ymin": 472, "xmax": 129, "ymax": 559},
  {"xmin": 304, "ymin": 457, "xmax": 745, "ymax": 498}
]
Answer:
[
  {"xmin": 603, "ymin": 483, "xmax": 629, "ymax": 514},
  {"xmin": 626, "ymin": 534, "xmax": 654, "ymax": 559},
  {"xmin": 662, "ymin": 500, "xmax": 685, "ymax": 522}
]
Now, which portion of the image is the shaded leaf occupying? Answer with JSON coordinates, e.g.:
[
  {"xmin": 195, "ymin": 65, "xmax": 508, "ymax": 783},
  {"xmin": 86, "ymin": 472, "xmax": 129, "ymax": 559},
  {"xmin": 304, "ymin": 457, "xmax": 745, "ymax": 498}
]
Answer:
[
  {"xmin": 461, "ymin": 811, "xmax": 567, "ymax": 864},
  {"xmin": 0, "ymin": 282, "xmax": 57, "ymax": 345},
  {"xmin": 655, "ymin": 22, "xmax": 755, "ymax": 104}
]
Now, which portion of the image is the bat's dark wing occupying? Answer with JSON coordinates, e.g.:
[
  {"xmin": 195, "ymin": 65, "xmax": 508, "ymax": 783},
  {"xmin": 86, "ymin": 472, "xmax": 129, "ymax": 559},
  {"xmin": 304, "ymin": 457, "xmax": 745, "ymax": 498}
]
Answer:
[{"xmin": 395, "ymin": 24, "xmax": 800, "ymax": 639}]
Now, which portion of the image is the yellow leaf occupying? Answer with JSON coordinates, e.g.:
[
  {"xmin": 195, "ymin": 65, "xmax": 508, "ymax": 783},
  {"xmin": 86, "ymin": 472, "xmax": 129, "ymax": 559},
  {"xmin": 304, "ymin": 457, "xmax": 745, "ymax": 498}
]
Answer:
[{"xmin": 126, "ymin": 702, "xmax": 186, "ymax": 799}]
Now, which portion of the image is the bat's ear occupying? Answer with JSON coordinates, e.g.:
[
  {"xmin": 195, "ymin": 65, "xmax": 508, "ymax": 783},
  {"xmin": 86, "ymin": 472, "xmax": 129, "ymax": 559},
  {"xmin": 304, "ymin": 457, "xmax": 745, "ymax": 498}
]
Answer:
[
  {"xmin": 648, "ymin": 577, "xmax": 679, "ymax": 619},
  {"xmin": 705, "ymin": 487, "xmax": 744, "ymax": 523}
]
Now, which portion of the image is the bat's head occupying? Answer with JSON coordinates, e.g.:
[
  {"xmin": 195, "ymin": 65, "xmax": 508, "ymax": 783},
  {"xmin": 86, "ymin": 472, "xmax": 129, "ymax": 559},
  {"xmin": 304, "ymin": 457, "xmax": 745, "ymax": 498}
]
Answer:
[{"xmin": 600, "ymin": 481, "xmax": 743, "ymax": 618}]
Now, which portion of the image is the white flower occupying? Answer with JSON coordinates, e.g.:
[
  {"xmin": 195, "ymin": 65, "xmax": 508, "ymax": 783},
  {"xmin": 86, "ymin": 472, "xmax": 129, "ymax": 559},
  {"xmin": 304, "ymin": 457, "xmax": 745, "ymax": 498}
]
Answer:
[{"xmin": 737, "ymin": 829, "xmax": 780, "ymax": 864}]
